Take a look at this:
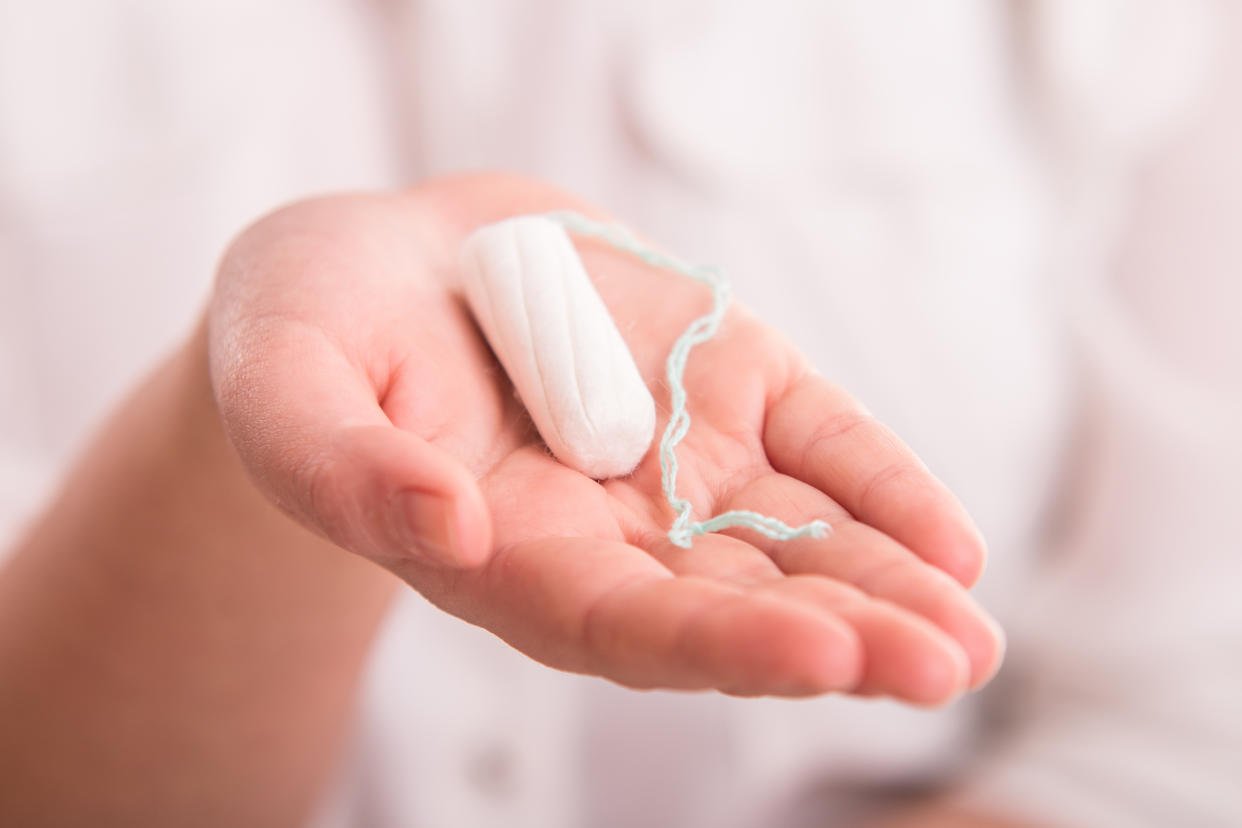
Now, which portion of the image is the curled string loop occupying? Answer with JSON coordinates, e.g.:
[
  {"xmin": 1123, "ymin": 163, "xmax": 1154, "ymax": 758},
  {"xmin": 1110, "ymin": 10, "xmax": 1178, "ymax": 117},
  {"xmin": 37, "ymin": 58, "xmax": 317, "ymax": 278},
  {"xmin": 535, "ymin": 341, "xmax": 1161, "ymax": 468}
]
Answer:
[{"xmin": 544, "ymin": 211, "xmax": 830, "ymax": 549}]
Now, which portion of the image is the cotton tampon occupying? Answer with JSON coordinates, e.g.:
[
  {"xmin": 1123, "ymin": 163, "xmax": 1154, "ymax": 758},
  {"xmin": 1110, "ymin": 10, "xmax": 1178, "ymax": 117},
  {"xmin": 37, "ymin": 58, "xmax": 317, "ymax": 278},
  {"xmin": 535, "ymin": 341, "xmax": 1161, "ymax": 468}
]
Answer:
[
  {"xmin": 458, "ymin": 211, "xmax": 829, "ymax": 549},
  {"xmin": 458, "ymin": 216, "xmax": 657, "ymax": 479}
]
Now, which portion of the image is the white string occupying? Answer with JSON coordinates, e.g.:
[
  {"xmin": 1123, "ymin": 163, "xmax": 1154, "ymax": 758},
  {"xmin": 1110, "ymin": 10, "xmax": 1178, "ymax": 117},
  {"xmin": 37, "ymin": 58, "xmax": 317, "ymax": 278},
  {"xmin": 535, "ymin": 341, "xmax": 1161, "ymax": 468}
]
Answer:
[{"xmin": 544, "ymin": 211, "xmax": 830, "ymax": 549}]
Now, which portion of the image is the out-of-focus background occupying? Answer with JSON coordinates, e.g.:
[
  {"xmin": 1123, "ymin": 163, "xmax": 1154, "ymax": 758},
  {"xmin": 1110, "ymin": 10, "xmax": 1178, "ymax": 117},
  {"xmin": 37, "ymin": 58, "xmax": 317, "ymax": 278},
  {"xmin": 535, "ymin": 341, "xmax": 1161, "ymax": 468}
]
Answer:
[{"xmin": 2, "ymin": 2, "xmax": 1239, "ymax": 826}]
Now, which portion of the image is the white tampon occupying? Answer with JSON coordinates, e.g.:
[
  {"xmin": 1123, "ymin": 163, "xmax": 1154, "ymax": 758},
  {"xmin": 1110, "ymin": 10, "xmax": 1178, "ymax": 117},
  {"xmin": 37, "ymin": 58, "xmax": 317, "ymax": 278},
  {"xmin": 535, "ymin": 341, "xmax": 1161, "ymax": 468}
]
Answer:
[{"xmin": 458, "ymin": 216, "xmax": 656, "ymax": 479}]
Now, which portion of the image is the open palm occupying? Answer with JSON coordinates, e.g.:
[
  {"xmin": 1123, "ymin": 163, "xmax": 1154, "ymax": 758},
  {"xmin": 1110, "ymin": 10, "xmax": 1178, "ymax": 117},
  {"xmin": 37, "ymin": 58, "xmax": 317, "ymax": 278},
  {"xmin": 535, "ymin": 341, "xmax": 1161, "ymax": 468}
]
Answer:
[{"xmin": 209, "ymin": 173, "xmax": 1003, "ymax": 704}]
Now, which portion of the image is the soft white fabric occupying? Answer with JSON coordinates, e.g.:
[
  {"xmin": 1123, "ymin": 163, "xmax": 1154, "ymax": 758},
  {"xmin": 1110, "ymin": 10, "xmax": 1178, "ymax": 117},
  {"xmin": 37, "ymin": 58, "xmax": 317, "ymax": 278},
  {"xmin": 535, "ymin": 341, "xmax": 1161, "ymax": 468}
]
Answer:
[
  {"xmin": 458, "ymin": 217, "xmax": 655, "ymax": 479},
  {"xmin": 1, "ymin": 2, "xmax": 1237, "ymax": 826}
]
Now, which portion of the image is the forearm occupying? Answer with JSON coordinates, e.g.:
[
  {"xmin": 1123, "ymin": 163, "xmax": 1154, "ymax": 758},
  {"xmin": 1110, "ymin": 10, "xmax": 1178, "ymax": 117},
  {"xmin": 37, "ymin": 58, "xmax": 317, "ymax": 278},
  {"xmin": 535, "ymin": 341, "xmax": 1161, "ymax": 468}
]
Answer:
[{"xmin": 0, "ymin": 324, "xmax": 398, "ymax": 827}]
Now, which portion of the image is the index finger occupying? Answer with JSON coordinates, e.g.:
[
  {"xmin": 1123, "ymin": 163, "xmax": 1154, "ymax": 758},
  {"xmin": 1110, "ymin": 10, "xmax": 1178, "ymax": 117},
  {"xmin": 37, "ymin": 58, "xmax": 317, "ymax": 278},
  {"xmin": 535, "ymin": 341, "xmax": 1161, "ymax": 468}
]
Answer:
[{"xmin": 763, "ymin": 373, "xmax": 987, "ymax": 587}]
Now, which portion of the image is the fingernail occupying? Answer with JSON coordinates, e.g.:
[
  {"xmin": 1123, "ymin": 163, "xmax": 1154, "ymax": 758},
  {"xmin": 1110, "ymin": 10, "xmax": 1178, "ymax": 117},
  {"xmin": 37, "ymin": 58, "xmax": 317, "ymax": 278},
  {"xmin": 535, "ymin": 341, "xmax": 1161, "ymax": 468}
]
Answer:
[{"xmin": 392, "ymin": 491, "xmax": 458, "ymax": 564}]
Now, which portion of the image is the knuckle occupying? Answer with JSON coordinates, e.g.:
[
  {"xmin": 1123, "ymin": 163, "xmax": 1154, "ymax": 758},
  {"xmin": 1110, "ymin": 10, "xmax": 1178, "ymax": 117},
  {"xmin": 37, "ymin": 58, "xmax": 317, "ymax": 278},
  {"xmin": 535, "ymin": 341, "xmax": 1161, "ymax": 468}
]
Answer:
[
  {"xmin": 853, "ymin": 555, "xmax": 911, "ymax": 597},
  {"xmin": 856, "ymin": 460, "xmax": 923, "ymax": 514},
  {"xmin": 798, "ymin": 410, "xmax": 873, "ymax": 474}
]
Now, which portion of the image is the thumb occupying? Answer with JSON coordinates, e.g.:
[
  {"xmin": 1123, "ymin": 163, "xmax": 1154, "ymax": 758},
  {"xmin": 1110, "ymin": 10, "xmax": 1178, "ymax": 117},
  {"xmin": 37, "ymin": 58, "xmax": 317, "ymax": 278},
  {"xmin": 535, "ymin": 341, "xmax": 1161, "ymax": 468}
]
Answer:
[
  {"xmin": 209, "ymin": 318, "xmax": 492, "ymax": 569},
  {"xmin": 302, "ymin": 424, "xmax": 493, "ymax": 568}
]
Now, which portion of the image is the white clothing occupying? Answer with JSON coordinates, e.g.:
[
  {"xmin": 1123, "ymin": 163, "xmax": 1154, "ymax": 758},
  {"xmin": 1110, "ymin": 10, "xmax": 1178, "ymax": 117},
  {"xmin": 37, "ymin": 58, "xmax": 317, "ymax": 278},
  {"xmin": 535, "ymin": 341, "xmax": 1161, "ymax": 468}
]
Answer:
[{"xmin": 1, "ymin": 2, "xmax": 1239, "ymax": 826}]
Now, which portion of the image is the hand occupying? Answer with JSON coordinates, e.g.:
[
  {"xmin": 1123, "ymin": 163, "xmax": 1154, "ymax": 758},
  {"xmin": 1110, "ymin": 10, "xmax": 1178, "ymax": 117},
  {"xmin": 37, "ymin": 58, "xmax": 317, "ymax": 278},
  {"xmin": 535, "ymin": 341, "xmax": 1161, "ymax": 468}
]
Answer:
[{"xmin": 208, "ymin": 173, "xmax": 1003, "ymax": 702}]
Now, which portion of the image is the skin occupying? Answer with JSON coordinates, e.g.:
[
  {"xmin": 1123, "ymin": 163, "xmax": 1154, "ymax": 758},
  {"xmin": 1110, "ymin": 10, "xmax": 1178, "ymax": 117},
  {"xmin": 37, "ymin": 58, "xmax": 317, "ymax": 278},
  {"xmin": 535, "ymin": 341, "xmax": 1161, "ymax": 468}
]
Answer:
[
  {"xmin": 0, "ymin": 173, "xmax": 1006, "ymax": 826},
  {"xmin": 0, "ymin": 327, "xmax": 397, "ymax": 827}
]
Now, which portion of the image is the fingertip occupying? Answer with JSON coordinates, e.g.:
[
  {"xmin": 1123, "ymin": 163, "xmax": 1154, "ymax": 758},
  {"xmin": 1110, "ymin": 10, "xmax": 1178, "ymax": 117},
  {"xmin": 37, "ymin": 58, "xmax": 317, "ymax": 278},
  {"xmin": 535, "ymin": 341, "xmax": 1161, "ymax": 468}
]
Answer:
[
  {"xmin": 702, "ymin": 597, "xmax": 865, "ymax": 697},
  {"xmin": 967, "ymin": 612, "xmax": 1007, "ymax": 690},
  {"xmin": 444, "ymin": 484, "xmax": 494, "ymax": 569},
  {"xmin": 796, "ymin": 614, "xmax": 865, "ymax": 696},
  {"xmin": 933, "ymin": 598, "xmax": 1006, "ymax": 692},
  {"xmin": 433, "ymin": 445, "xmax": 495, "ymax": 568},
  {"xmin": 388, "ymin": 463, "xmax": 494, "ymax": 569},
  {"xmin": 390, "ymin": 489, "xmax": 489, "ymax": 568},
  {"xmin": 915, "ymin": 511, "xmax": 988, "ymax": 588},
  {"xmin": 870, "ymin": 561, "xmax": 1005, "ymax": 692},
  {"xmin": 953, "ymin": 524, "xmax": 989, "ymax": 589},
  {"xmin": 861, "ymin": 609, "xmax": 971, "ymax": 706},
  {"xmin": 904, "ymin": 634, "xmax": 972, "ymax": 708},
  {"xmin": 324, "ymin": 424, "xmax": 493, "ymax": 568}
]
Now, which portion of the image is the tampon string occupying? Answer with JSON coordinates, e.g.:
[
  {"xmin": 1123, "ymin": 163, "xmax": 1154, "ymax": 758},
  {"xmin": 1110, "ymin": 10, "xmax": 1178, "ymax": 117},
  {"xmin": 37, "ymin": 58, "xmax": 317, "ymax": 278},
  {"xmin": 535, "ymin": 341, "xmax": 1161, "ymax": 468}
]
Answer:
[{"xmin": 544, "ymin": 210, "xmax": 830, "ymax": 549}]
